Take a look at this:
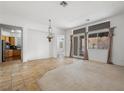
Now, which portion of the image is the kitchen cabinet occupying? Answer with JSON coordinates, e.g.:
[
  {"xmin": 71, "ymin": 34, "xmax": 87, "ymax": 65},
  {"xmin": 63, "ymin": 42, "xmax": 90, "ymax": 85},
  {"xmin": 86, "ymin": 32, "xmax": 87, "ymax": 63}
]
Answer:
[
  {"xmin": 5, "ymin": 49, "xmax": 21, "ymax": 58},
  {"xmin": 1, "ymin": 36, "xmax": 6, "ymax": 41},
  {"xmin": 13, "ymin": 50, "xmax": 21, "ymax": 57},
  {"xmin": 5, "ymin": 50, "xmax": 13, "ymax": 57},
  {"xmin": 1, "ymin": 36, "xmax": 15, "ymax": 45},
  {"xmin": 5, "ymin": 36, "xmax": 10, "ymax": 43},
  {"xmin": 9, "ymin": 37, "xmax": 15, "ymax": 45}
]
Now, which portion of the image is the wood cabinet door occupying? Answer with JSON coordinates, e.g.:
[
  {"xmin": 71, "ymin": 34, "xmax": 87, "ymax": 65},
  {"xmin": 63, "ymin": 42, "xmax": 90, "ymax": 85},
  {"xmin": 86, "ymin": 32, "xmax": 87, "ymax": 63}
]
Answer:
[
  {"xmin": 13, "ymin": 50, "xmax": 21, "ymax": 56},
  {"xmin": 5, "ymin": 36, "xmax": 10, "ymax": 43},
  {"xmin": 1, "ymin": 36, "xmax": 6, "ymax": 40},
  {"xmin": 5, "ymin": 50, "xmax": 13, "ymax": 58}
]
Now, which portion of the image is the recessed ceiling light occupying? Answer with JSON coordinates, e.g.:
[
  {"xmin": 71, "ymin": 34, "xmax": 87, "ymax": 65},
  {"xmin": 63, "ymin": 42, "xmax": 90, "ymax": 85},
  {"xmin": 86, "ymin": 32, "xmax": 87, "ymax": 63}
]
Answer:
[
  {"xmin": 11, "ymin": 30, "xmax": 15, "ymax": 33},
  {"xmin": 86, "ymin": 19, "xmax": 90, "ymax": 22},
  {"xmin": 60, "ymin": 1, "xmax": 68, "ymax": 7}
]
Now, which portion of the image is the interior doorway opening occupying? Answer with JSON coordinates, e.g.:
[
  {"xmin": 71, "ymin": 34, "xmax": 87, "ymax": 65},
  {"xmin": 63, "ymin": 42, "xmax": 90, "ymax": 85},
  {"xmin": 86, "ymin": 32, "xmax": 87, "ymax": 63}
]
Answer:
[{"xmin": 0, "ymin": 24, "xmax": 23, "ymax": 63}]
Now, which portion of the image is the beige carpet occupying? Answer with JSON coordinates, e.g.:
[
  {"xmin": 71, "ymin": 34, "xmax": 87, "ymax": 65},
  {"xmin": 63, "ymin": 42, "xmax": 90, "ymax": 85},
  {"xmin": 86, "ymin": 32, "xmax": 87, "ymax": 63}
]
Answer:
[{"xmin": 38, "ymin": 61, "xmax": 124, "ymax": 91}]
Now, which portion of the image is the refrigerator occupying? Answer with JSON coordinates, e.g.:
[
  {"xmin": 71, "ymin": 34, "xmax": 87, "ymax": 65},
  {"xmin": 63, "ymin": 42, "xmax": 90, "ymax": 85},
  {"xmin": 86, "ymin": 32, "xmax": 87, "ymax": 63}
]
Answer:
[
  {"xmin": 0, "ymin": 40, "xmax": 2, "ymax": 62},
  {"xmin": 2, "ymin": 40, "xmax": 6, "ymax": 62}
]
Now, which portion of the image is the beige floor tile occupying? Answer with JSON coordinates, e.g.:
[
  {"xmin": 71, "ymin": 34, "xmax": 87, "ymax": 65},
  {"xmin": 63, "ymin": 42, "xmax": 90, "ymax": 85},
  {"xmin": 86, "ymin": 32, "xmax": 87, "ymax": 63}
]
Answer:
[
  {"xmin": 12, "ymin": 79, "xmax": 24, "ymax": 87},
  {"xmin": 0, "ymin": 75, "xmax": 11, "ymax": 83},
  {"xmin": 23, "ymin": 77, "xmax": 36, "ymax": 83},
  {"xmin": 12, "ymin": 75, "xmax": 23, "ymax": 82},
  {"xmin": 12, "ymin": 83, "xmax": 26, "ymax": 91},
  {"xmin": 25, "ymin": 81, "xmax": 41, "ymax": 91},
  {"xmin": 0, "ymin": 58, "xmax": 123, "ymax": 91},
  {"xmin": 0, "ymin": 80, "xmax": 12, "ymax": 91}
]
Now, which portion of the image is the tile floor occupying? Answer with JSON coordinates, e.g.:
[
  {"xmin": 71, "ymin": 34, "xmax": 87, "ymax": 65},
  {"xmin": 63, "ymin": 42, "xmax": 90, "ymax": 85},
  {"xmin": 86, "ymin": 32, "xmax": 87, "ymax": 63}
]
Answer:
[
  {"xmin": 1, "ymin": 58, "xmax": 124, "ymax": 91},
  {"xmin": 0, "ymin": 58, "xmax": 74, "ymax": 91},
  {"xmin": 39, "ymin": 60, "xmax": 124, "ymax": 90}
]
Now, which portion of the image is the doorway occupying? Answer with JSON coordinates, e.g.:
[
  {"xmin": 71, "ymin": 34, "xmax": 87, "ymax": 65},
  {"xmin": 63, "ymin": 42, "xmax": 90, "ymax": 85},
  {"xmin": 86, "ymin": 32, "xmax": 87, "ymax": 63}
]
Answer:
[
  {"xmin": 72, "ymin": 34, "xmax": 85, "ymax": 58},
  {"xmin": 56, "ymin": 35, "xmax": 65, "ymax": 58},
  {"xmin": 0, "ymin": 24, "xmax": 23, "ymax": 63}
]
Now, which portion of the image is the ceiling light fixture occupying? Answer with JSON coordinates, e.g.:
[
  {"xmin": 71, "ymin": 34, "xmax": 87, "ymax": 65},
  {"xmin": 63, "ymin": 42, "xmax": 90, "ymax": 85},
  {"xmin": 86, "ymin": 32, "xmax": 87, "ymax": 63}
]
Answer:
[
  {"xmin": 11, "ymin": 30, "xmax": 15, "ymax": 33},
  {"xmin": 47, "ymin": 19, "xmax": 53, "ymax": 42},
  {"xmin": 86, "ymin": 19, "xmax": 90, "ymax": 22},
  {"xmin": 60, "ymin": 1, "xmax": 68, "ymax": 7}
]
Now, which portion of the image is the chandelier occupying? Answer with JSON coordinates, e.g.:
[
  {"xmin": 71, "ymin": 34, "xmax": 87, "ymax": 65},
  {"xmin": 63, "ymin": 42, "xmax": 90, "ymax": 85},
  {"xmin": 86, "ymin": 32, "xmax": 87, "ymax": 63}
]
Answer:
[{"xmin": 47, "ymin": 19, "xmax": 53, "ymax": 42}]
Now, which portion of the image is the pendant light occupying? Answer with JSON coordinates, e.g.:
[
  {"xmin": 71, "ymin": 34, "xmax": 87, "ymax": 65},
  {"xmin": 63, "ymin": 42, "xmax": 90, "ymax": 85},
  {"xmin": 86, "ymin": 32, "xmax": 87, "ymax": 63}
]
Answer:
[{"xmin": 47, "ymin": 19, "xmax": 53, "ymax": 42}]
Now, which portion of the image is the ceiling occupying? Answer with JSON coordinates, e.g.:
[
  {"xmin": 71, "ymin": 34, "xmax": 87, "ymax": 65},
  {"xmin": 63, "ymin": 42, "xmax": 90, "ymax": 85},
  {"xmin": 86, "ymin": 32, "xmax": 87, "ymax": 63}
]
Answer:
[{"xmin": 0, "ymin": 1, "xmax": 124, "ymax": 30}]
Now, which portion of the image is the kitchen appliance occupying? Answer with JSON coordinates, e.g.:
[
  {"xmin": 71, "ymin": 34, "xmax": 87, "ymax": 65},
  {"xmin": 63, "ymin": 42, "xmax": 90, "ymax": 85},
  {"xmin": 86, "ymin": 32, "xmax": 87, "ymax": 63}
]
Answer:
[{"xmin": 2, "ymin": 40, "xmax": 6, "ymax": 62}]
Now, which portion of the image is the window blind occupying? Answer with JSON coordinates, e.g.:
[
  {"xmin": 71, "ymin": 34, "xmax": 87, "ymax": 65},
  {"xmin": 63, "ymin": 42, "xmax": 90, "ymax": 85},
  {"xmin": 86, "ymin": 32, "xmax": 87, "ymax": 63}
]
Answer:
[
  {"xmin": 88, "ymin": 21, "xmax": 110, "ymax": 31},
  {"xmin": 73, "ymin": 28, "xmax": 86, "ymax": 34}
]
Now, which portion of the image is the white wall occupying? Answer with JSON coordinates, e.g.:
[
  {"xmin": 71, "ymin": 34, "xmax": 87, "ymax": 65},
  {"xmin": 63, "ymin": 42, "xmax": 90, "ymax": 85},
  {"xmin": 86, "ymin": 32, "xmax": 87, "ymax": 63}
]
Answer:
[
  {"xmin": 26, "ymin": 29, "xmax": 49, "ymax": 61},
  {"xmin": 88, "ymin": 49, "xmax": 108, "ymax": 63},
  {"xmin": 65, "ymin": 29, "xmax": 73, "ymax": 57},
  {"xmin": 65, "ymin": 13, "xmax": 124, "ymax": 66},
  {"xmin": 111, "ymin": 13, "xmax": 124, "ymax": 66},
  {"xmin": 0, "ymin": 14, "xmax": 65, "ymax": 62}
]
